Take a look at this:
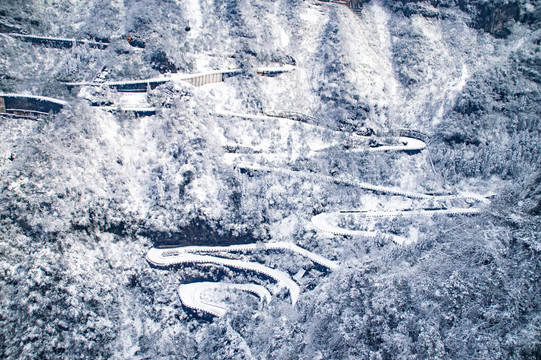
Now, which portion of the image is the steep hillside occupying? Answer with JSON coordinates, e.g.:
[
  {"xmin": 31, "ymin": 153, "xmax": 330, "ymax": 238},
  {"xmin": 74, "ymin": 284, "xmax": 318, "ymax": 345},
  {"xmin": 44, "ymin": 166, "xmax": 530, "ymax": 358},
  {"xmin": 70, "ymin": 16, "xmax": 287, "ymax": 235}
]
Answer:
[{"xmin": 0, "ymin": 0, "xmax": 539, "ymax": 359}]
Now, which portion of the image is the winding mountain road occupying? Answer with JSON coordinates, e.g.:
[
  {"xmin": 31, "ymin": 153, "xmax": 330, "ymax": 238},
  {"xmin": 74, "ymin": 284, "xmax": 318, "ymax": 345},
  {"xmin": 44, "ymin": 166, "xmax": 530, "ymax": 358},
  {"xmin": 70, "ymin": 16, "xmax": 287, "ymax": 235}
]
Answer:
[
  {"xmin": 217, "ymin": 111, "xmax": 427, "ymax": 155},
  {"xmin": 231, "ymin": 161, "xmax": 486, "ymax": 201},
  {"xmin": 311, "ymin": 207, "xmax": 483, "ymax": 243},
  {"xmin": 221, "ymin": 112, "xmax": 490, "ymax": 242},
  {"xmin": 178, "ymin": 282, "xmax": 272, "ymax": 317},
  {"xmin": 233, "ymin": 160, "xmax": 489, "ymax": 242},
  {"xmin": 66, "ymin": 66, "xmax": 295, "ymax": 91},
  {"xmin": 145, "ymin": 109, "xmax": 490, "ymax": 317},
  {"xmin": 147, "ymin": 241, "xmax": 338, "ymax": 316},
  {"xmin": 148, "ymin": 241, "xmax": 338, "ymax": 270},
  {"xmin": 148, "ymin": 250, "xmax": 300, "ymax": 305}
]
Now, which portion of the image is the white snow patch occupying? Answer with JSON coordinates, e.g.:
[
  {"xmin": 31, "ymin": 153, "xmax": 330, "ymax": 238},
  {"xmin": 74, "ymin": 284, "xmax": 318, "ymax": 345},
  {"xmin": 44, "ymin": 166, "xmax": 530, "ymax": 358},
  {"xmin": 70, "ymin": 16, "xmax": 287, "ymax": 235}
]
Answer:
[{"xmin": 179, "ymin": 0, "xmax": 202, "ymax": 33}]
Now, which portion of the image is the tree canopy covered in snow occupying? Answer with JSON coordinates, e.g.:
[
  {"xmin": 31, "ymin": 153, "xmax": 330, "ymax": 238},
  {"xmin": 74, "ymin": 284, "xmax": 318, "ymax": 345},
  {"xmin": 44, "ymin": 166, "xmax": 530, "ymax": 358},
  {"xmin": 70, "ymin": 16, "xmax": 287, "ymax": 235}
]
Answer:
[{"xmin": 1, "ymin": 0, "xmax": 540, "ymax": 358}]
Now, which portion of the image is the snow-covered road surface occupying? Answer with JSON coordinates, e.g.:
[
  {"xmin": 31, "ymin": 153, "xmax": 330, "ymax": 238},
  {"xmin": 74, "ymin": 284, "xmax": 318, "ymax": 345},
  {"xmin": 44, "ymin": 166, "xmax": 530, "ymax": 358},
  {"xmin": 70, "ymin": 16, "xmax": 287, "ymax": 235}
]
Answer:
[
  {"xmin": 311, "ymin": 207, "xmax": 484, "ymax": 244},
  {"xmin": 177, "ymin": 282, "xmax": 271, "ymax": 317},
  {"xmin": 221, "ymin": 112, "xmax": 489, "ymax": 244},
  {"xmin": 217, "ymin": 111, "xmax": 427, "ymax": 154},
  {"xmin": 147, "ymin": 250, "xmax": 300, "ymax": 305},
  {"xmin": 148, "ymin": 241, "xmax": 339, "ymax": 270},
  {"xmin": 66, "ymin": 66, "xmax": 294, "ymax": 89},
  {"xmin": 147, "ymin": 241, "xmax": 338, "ymax": 316}
]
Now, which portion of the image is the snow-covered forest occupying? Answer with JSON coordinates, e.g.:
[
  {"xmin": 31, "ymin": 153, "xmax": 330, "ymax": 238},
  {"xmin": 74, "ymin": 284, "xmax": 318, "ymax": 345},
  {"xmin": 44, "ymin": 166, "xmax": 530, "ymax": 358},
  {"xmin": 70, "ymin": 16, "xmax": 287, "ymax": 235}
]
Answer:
[{"xmin": 0, "ymin": 0, "xmax": 540, "ymax": 358}]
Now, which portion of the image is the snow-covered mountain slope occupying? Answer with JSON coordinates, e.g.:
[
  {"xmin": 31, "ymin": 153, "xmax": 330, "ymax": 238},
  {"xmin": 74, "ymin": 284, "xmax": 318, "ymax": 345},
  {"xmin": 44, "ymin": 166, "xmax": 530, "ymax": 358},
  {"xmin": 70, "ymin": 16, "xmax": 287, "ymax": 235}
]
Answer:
[{"xmin": 1, "ymin": 0, "xmax": 540, "ymax": 359}]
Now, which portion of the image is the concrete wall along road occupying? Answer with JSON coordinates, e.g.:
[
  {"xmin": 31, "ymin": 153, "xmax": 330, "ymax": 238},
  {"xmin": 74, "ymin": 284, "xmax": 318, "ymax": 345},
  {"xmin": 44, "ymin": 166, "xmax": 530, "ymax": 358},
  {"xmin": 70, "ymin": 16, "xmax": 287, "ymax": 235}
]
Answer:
[{"xmin": 183, "ymin": 72, "xmax": 223, "ymax": 87}]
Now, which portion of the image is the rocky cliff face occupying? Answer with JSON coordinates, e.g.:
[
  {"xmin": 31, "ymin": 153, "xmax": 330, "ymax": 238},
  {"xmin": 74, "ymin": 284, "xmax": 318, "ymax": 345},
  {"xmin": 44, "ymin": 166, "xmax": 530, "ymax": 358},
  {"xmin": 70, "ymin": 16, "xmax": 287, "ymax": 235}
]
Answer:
[{"xmin": 386, "ymin": 0, "xmax": 538, "ymax": 37}]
